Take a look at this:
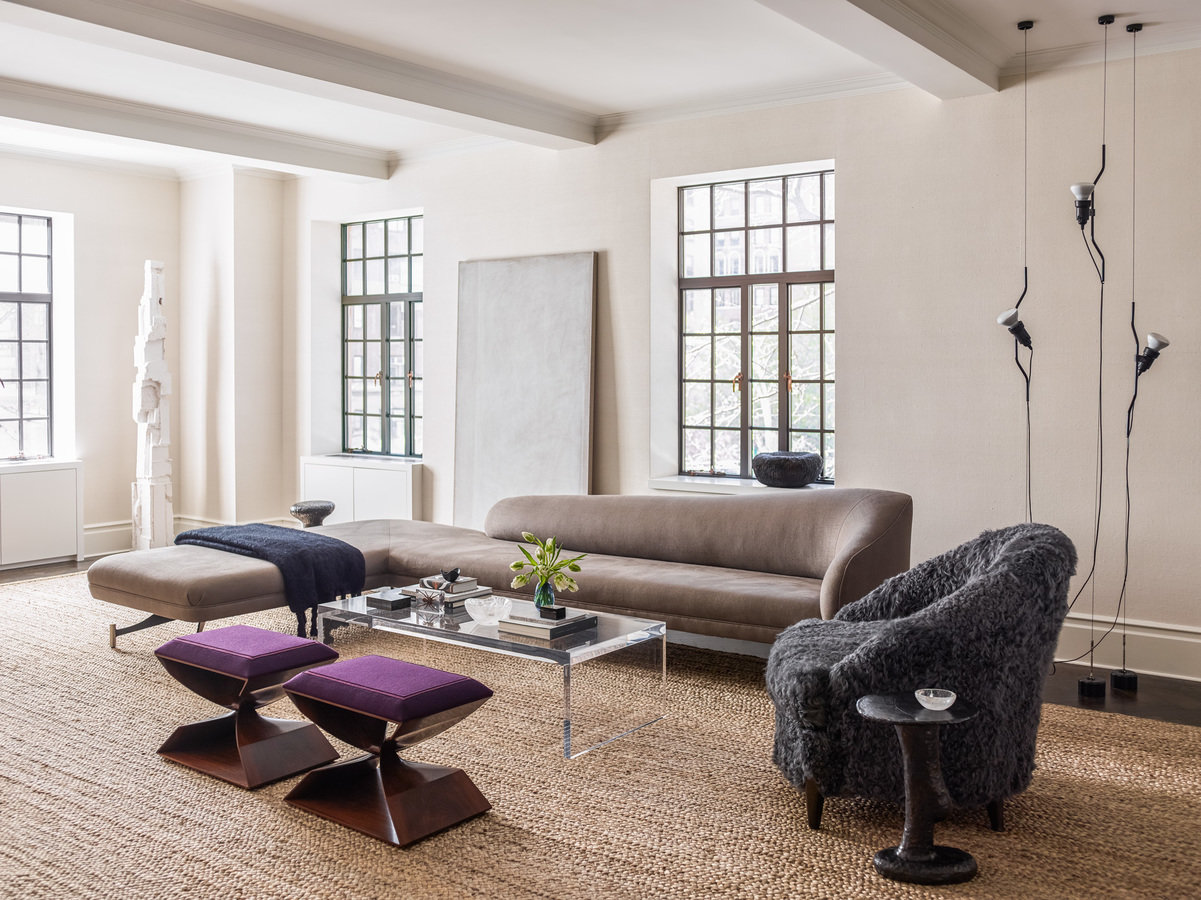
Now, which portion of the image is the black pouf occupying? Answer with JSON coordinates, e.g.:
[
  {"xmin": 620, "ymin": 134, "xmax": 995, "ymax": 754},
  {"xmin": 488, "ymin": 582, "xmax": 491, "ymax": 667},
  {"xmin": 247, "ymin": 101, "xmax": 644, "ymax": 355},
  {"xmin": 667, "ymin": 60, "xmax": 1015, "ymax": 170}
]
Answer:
[{"xmin": 751, "ymin": 452, "xmax": 823, "ymax": 488}]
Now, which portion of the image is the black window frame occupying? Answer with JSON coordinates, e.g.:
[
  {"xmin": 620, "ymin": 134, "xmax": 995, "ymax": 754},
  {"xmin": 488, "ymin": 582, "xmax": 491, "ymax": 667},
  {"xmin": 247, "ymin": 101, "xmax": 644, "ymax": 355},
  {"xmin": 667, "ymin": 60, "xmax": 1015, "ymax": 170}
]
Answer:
[
  {"xmin": 677, "ymin": 171, "xmax": 835, "ymax": 481},
  {"xmin": 0, "ymin": 211, "xmax": 54, "ymax": 460},
  {"xmin": 340, "ymin": 215, "xmax": 423, "ymax": 457}
]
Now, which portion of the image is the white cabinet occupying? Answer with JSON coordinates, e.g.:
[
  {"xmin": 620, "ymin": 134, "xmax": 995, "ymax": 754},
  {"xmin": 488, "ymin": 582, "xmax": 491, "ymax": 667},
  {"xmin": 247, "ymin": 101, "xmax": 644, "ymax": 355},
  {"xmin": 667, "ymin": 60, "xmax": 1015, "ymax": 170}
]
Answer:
[
  {"xmin": 0, "ymin": 459, "xmax": 84, "ymax": 566},
  {"xmin": 300, "ymin": 455, "xmax": 422, "ymax": 524}
]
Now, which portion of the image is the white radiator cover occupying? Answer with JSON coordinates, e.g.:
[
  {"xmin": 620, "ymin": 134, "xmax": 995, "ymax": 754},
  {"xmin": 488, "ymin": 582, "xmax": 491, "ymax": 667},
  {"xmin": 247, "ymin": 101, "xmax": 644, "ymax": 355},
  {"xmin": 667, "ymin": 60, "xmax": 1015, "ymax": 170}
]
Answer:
[
  {"xmin": 0, "ymin": 458, "xmax": 83, "ymax": 567},
  {"xmin": 299, "ymin": 455, "xmax": 422, "ymax": 524}
]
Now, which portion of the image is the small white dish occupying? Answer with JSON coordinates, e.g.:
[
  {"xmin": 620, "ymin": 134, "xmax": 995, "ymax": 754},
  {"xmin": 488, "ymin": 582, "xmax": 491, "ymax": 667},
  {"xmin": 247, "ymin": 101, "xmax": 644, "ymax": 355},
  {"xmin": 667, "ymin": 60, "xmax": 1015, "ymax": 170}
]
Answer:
[
  {"xmin": 464, "ymin": 595, "xmax": 512, "ymax": 626},
  {"xmin": 915, "ymin": 688, "xmax": 956, "ymax": 711}
]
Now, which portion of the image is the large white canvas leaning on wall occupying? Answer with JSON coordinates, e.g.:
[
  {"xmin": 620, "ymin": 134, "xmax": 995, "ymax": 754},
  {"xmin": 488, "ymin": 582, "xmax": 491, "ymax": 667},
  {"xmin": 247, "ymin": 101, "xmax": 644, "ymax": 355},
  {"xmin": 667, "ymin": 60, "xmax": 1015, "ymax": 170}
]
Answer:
[{"xmin": 454, "ymin": 251, "xmax": 596, "ymax": 529}]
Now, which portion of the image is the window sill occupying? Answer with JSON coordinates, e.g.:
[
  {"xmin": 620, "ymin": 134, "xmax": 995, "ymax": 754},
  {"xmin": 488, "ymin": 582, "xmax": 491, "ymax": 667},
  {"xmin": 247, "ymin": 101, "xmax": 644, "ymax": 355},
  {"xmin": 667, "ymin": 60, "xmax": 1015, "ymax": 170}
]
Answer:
[
  {"xmin": 648, "ymin": 475, "xmax": 833, "ymax": 495},
  {"xmin": 0, "ymin": 456, "xmax": 82, "ymax": 469}
]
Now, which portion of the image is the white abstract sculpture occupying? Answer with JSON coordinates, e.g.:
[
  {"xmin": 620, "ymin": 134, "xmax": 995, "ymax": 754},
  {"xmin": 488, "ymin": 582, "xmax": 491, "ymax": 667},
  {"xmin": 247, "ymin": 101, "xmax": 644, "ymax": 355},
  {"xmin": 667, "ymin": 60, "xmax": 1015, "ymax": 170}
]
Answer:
[{"xmin": 132, "ymin": 260, "xmax": 174, "ymax": 550}]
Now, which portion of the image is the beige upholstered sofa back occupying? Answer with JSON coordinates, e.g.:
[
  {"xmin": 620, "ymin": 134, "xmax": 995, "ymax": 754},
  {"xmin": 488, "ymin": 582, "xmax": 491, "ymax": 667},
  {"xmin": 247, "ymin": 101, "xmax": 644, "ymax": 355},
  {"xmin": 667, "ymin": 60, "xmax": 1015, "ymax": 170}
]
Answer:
[{"xmin": 484, "ymin": 489, "xmax": 911, "ymax": 585}]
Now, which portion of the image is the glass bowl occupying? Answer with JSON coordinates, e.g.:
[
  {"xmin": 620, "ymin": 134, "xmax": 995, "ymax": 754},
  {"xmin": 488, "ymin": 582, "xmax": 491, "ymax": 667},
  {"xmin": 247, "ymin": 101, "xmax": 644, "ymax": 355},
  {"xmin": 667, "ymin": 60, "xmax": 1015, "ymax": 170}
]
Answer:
[
  {"xmin": 915, "ymin": 688, "xmax": 957, "ymax": 711},
  {"xmin": 464, "ymin": 595, "xmax": 512, "ymax": 626}
]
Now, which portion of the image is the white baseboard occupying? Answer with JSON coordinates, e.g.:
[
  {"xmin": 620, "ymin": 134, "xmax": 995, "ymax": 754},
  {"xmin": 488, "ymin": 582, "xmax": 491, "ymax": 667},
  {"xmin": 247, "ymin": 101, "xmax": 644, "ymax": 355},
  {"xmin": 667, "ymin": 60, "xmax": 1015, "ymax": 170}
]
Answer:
[
  {"xmin": 675, "ymin": 614, "xmax": 1201, "ymax": 682},
  {"xmin": 668, "ymin": 630, "xmax": 772, "ymax": 659},
  {"xmin": 170, "ymin": 515, "xmax": 295, "ymax": 531},
  {"xmin": 85, "ymin": 515, "xmax": 297, "ymax": 558},
  {"xmin": 1056, "ymin": 612, "xmax": 1201, "ymax": 683},
  {"xmin": 83, "ymin": 520, "xmax": 132, "ymax": 558}
]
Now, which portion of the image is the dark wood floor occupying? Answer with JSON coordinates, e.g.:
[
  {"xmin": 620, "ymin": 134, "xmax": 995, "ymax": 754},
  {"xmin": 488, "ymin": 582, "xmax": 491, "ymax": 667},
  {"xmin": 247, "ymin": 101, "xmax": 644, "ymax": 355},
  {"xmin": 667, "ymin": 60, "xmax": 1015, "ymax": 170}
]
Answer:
[
  {"xmin": 7, "ymin": 558, "xmax": 1200, "ymax": 727},
  {"xmin": 1043, "ymin": 661, "xmax": 1201, "ymax": 727}
]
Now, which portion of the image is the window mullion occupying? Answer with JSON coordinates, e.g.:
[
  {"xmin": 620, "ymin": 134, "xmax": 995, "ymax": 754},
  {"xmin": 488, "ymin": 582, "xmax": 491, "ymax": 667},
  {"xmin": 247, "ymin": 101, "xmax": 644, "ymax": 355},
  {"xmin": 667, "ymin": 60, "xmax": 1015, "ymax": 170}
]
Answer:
[
  {"xmin": 408, "ymin": 299, "xmax": 416, "ymax": 457},
  {"xmin": 778, "ymin": 278, "xmax": 788, "ymax": 452},
  {"xmin": 739, "ymin": 283, "xmax": 751, "ymax": 479},
  {"xmin": 381, "ymin": 302, "xmax": 391, "ymax": 455}
]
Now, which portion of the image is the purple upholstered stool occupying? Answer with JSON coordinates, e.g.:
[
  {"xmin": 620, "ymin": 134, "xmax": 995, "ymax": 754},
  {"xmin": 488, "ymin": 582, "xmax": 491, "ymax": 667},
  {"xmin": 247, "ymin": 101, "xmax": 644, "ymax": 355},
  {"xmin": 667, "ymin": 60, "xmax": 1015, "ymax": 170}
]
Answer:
[
  {"xmin": 283, "ymin": 654, "xmax": 494, "ymax": 847},
  {"xmin": 154, "ymin": 624, "xmax": 340, "ymax": 788}
]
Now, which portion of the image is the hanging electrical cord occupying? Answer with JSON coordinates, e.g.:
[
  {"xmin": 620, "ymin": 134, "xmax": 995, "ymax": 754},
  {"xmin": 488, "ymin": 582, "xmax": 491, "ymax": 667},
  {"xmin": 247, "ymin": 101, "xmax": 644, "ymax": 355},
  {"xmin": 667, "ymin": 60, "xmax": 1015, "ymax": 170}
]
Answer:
[
  {"xmin": 1059, "ymin": 15, "xmax": 1113, "ymax": 697},
  {"xmin": 1110, "ymin": 22, "xmax": 1149, "ymax": 693},
  {"xmin": 997, "ymin": 20, "xmax": 1036, "ymax": 523}
]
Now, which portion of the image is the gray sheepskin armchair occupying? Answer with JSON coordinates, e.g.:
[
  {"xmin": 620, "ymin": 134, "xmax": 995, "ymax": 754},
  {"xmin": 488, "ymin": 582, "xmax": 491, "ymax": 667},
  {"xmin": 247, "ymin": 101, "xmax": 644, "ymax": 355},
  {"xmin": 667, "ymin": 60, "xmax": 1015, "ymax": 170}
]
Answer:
[{"xmin": 765, "ymin": 523, "xmax": 1076, "ymax": 830}]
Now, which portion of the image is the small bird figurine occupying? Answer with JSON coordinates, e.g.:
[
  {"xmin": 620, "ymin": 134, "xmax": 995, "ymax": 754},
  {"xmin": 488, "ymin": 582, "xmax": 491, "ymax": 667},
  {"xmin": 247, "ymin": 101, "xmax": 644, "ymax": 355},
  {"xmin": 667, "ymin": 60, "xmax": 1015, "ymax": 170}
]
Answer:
[{"xmin": 440, "ymin": 567, "xmax": 461, "ymax": 584}]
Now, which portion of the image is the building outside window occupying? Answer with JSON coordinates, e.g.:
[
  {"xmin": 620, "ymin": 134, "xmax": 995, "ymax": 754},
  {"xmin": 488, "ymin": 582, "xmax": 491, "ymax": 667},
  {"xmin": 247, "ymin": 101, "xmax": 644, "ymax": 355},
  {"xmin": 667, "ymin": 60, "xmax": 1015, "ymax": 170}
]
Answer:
[
  {"xmin": 678, "ymin": 170, "xmax": 835, "ymax": 480},
  {"xmin": 341, "ymin": 215, "xmax": 423, "ymax": 456},
  {"xmin": 0, "ymin": 211, "xmax": 53, "ymax": 459}
]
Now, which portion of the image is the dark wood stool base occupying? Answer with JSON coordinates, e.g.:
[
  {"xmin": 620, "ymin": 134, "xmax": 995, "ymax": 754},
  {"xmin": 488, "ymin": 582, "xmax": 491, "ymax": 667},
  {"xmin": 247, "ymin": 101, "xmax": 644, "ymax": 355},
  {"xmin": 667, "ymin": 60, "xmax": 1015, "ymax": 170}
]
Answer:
[
  {"xmin": 873, "ymin": 845, "xmax": 978, "ymax": 885},
  {"xmin": 158, "ymin": 708, "xmax": 338, "ymax": 789},
  {"xmin": 285, "ymin": 751, "xmax": 491, "ymax": 847}
]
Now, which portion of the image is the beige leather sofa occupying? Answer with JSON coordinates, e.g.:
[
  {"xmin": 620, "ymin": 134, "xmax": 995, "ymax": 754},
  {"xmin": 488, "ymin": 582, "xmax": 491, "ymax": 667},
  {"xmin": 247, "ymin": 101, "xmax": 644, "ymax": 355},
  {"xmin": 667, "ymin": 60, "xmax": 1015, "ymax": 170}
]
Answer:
[{"xmin": 89, "ymin": 489, "xmax": 912, "ymax": 645}]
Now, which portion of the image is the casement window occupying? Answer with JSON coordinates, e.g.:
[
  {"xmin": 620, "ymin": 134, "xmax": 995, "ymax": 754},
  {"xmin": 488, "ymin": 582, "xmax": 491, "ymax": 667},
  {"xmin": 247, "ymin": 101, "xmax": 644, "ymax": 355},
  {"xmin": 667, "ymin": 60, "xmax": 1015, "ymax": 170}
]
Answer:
[
  {"xmin": 341, "ymin": 215, "xmax": 423, "ymax": 456},
  {"xmin": 0, "ymin": 212, "xmax": 53, "ymax": 459},
  {"xmin": 678, "ymin": 170, "xmax": 835, "ymax": 480}
]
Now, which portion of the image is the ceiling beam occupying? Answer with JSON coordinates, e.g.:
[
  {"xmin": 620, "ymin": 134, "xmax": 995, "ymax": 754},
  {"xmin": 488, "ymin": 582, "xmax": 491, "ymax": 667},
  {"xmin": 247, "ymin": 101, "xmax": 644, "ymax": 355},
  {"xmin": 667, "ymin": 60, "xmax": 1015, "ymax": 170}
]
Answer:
[
  {"xmin": 757, "ymin": 0, "xmax": 1000, "ymax": 99},
  {"xmin": 0, "ymin": 78, "xmax": 392, "ymax": 179},
  {"xmin": 3, "ymin": 0, "xmax": 597, "ymax": 149}
]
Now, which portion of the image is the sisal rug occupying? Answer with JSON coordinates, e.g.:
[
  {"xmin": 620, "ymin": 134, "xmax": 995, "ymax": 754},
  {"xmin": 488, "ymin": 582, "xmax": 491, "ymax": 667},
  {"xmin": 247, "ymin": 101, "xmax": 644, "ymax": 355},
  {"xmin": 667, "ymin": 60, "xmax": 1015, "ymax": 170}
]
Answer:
[{"xmin": 1, "ymin": 574, "xmax": 1199, "ymax": 900}]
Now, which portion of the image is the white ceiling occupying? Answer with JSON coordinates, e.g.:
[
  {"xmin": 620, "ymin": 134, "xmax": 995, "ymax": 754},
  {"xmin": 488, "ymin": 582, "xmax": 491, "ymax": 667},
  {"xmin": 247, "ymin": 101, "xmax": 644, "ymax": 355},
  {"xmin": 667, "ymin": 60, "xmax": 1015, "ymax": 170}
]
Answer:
[{"xmin": 0, "ymin": 0, "xmax": 1199, "ymax": 178}]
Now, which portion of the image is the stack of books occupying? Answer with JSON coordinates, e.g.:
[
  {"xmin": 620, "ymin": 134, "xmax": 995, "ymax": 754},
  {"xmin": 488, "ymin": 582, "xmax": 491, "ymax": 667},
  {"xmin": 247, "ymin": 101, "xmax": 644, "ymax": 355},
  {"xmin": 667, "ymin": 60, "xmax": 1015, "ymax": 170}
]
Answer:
[
  {"xmin": 399, "ymin": 576, "xmax": 493, "ymax": 611},
  {"xmin": 497, "ymin": 610, "xmax": 598, "ymax": 641},
  {"xmin": 361, "ymin": 587, "xmax": 411, "ymax": 610}
]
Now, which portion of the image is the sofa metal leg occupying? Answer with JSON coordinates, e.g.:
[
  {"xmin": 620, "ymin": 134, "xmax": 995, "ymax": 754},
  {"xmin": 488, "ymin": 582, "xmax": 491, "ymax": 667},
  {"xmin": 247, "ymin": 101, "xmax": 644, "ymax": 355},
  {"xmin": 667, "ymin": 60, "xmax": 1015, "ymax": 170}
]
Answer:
[
  {"xmin": 986, "ymin": 798, "xmax": 1004, "ymax": 832},
  {"xmin": 805, "ymin": 778, "xmax": 825, "ymax": 830},
  {"xmin": 109, "ymin": 614, "xmax": 175, "ymax": 648}
]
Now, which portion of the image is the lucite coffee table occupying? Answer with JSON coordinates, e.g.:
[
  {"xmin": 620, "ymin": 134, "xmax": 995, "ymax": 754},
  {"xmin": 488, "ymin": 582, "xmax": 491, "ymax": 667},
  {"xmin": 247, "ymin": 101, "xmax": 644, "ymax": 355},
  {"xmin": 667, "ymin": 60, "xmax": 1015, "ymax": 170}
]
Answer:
[{"xmin": 317, "ymin": 593, "xmax": 667, "ymax": 759}]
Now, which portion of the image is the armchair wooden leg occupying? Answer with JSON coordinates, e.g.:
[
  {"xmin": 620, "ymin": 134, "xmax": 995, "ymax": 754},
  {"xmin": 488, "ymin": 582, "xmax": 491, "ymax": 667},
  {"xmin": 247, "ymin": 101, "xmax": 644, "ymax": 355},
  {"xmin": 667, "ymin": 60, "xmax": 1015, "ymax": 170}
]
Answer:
[
  {"xmin": 805, "ymin": 778, "xmax": 825, "ymax": 830},
  {"xmin": 986, "ymin": 798, "xmax": 1004, "ymax": 832}
]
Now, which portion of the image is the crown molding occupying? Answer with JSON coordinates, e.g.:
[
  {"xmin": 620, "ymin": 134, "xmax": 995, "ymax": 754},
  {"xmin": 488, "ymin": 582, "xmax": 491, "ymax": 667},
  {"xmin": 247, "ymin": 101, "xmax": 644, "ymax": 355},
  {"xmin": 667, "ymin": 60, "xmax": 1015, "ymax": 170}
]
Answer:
[
  {"xmin": 3, "ymin": 0, "xmax": 597, "ymax": 149},
  {"xmin": 865, "ymin": 0, "xmax": 1008, "ymax": 71},
  {"xmin": 757, "ymin": 0, "xmax": 999, "ymax": 98},
  {"xmin": 0, "ymin": 77, "xmax": 390, "ymax": 179},
  {"xmin": 0, "ymin": 138, "xmax": 182, "ymax": 180},
  {"xmin": 999, "ymin": 23, "xmax": 1201, "ymax": 78},
  {"xmin": 599, "ymin": 72, "xmax": 908, "ymax": 130}
]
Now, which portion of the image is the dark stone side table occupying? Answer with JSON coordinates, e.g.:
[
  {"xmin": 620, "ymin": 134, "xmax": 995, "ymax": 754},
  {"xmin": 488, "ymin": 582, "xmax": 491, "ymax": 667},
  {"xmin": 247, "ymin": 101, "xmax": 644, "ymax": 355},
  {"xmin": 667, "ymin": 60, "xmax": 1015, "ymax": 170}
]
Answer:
[
  {"xmin": 856, "ymin": 693, "xmax": 979, "ymax": 885},
  {"xmin": 289, "ymin": 500, "xmax": 335, "ymax": 528}
]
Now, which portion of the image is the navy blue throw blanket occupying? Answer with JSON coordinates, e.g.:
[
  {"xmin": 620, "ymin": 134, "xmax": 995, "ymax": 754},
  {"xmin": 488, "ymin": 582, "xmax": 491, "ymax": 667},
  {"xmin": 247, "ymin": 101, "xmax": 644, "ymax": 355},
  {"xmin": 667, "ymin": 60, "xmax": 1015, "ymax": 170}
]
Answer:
[{"xmin": 174, "ymin": 523, "xmax": 365, "ymax": 637}]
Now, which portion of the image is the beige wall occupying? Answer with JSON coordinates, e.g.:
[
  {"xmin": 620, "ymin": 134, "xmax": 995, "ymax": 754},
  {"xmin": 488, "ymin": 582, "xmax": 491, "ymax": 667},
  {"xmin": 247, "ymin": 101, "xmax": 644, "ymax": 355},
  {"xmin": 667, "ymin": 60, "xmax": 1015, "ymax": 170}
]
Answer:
[
  {"xmin": 179, "ymin": 168, "xmax": 235, "ymax": 524},
  {"xmin": 292, "ymin": 48, "xmax": 1201, "ymax": 674},
  {"xmin": 0, "ymin": 155, "xmax": 179, "ymax": 555},
  {"xmin": 178, "ymin": 167, "xmax": 288, "ymax": 526},
  {"xmin": 231, "ymin": 170, "xmax": 286, "ymax": 522}
]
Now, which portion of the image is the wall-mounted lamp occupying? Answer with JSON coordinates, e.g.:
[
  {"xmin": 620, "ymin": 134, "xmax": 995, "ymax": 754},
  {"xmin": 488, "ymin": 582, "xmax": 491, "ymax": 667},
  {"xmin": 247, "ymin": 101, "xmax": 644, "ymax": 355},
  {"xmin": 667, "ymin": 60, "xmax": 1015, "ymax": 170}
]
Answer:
[
  {"xmin": 1071, "ymin": 182, "xmax": 1095, "ymax": 227},
  {"xmin": 996, "ymin": 308, "xmax": 1032, "ymax": 348},
  {"xmin": 1136, "ymin": 332, "xmax": 1169, "ymax": 374}
]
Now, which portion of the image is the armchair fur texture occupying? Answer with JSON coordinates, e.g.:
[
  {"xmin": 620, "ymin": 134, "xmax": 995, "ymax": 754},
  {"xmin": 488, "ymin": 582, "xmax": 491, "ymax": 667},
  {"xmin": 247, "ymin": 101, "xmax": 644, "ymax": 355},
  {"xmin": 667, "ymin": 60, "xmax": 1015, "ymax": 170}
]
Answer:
[{"xmin": 765, "ymin": 523, "xmax": 1077, "ymax": 826}]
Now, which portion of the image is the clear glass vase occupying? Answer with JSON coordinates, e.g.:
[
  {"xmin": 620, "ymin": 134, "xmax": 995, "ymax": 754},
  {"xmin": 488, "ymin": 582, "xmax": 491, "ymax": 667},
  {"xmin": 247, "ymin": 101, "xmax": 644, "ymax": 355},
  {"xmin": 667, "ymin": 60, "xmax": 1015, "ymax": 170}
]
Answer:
[{"xmin": 534, "ymin": 578, "xmax": 555, "ymax": 608}]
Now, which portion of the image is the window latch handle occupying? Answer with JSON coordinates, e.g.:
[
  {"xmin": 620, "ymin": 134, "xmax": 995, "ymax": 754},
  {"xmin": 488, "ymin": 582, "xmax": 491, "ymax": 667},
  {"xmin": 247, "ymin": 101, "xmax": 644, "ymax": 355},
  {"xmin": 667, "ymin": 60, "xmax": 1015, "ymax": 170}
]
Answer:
[
  {"xmin": 784, "ymin": 372, "xmax": 793, "ymax": 392},
  {"xmin": 407, "ymin": 370, "xmax": 414, "ymax": 388},
  {"xmin": 732, "ymin": 373, "xmax": 743, "ymax": 393}
]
